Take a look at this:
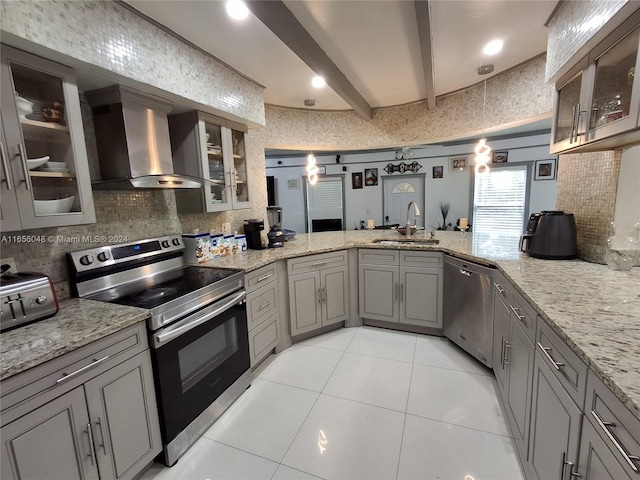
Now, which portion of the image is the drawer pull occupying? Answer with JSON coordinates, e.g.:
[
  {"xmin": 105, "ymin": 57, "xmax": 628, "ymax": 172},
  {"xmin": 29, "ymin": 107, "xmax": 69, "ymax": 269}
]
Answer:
[
  {"xmin": 537, "ymin": 342, "xmax": 565, "ymax": 371},
  {"xmin": 256, "ymin": 273, "xmax": 273, "ymax": 283},
  {"xmin": 493, "ymin": 282, "xmax": 505, "ymax": 294},
  {"xmin": 311, "ymin": 261, "xmax": 328, "ymax": 267},
  {"xmin": 591, "ymin": 410, "xmax": 640, "ymax": 472},
  {"xmin": 258, "ymin": 301, "xmax": 273, "ymax": 311},
  {"xmin": 56, "ymin": 355, "xmax": 110, "ymax": 384},
  {"xmin": 510, "ymin": 305, "xmax": 526, "ymax": 323}
]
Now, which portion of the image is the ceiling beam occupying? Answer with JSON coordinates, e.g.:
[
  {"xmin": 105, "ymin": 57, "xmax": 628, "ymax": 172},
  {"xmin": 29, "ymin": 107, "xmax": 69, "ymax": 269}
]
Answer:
[
  {"xmin": 414, "ymin": 0, "xmax": 436, "ymax": 110},
  {"xmin": 245, "ymin": 0, "xmax": 373, "ymax": 120}
]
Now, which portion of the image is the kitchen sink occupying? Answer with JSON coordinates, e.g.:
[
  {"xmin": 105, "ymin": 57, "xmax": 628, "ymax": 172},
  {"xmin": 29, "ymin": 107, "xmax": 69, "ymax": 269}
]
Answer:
[{"xmin": 372, "ymin": 238, "xmax": 440, "ymax": 246}]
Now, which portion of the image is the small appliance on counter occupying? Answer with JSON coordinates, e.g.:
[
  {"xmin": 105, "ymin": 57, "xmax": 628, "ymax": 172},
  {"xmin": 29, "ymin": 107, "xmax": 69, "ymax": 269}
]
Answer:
[
  {"xmin": 243, "ymin": 218, "xmax": 265, "ymax": 250},
  {"xmin": 267, "ymin": 206, "xmax": 285, "ymax": 248},
  {"xmin": 520, "ymin": 210, "xmax": 578, "ymax": 259},
  {"xmin": 0, "ymin": 272, "xmax": 58, "ymax": 332}
]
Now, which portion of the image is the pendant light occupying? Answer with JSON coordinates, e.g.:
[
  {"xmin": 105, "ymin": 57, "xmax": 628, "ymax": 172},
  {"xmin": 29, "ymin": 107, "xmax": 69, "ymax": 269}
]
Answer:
[
  {"xmin": 305, "ymin": 100, "xmax": 319, "ymax": 185},
  {"xmin": 475, "ymin": 72, "xmax": 492, "ymax": 175}
]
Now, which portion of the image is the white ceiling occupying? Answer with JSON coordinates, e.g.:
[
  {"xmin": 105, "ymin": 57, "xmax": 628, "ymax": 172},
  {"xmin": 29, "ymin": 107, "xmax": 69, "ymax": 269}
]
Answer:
[{"xmin": 126, "ymin": 0, "xmax": 558, "ymax": 112}]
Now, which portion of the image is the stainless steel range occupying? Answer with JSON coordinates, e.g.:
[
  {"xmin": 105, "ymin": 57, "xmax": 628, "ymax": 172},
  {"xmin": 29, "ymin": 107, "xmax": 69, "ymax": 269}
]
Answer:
[{"xmin": 67, "ymin": 235, "xmax": 251, "ymax": 466}]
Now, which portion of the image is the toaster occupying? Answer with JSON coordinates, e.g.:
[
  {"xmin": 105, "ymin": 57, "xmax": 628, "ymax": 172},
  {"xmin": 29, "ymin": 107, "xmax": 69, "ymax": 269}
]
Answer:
[{"xmin": 0, "ymin": 272, "xmax": 58, "ymax": 332}]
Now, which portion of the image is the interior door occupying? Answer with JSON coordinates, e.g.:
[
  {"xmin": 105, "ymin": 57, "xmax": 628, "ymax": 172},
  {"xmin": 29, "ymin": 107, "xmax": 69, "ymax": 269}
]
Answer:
[{"xmin": 382, "ymin": 175, "xmax": 424, "ymax": 227}]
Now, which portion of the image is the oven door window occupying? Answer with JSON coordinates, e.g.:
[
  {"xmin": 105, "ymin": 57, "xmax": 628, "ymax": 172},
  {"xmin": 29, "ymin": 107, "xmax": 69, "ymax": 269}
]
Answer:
[
  {"xmin": 179, "ymin": 318, "xmax": 238, "ymax": 393},
  {"xmin": 152, "ymin": 300, "xmax": 249, "ymax": 442}
]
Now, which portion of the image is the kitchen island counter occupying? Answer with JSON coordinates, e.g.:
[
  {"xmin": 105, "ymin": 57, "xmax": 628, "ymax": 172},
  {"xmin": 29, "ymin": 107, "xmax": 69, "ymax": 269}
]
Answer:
[
  {"xmin": 0, "ymin": 297, "xmax": 150, "ymax": 380},
  {"xmin": 208, "ymin": 230, "xmax": 640, "ymax": 421}
]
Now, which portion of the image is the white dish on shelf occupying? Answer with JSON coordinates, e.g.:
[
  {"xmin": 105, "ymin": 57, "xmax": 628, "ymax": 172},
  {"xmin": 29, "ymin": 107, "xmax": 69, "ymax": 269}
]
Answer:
[
  {"xmin": 34, "ymin": 196, "xmax": 75, "ymax": 215},
  {"xmin": 40, "ymin": 167, "xmax": 70, "ymax": 173},
  {"xmin": 16, "ymin": 95, "xmax": 34, "ymax": 119},
  {"xmin": 46, "ymin": 161, "xmax": 67, "ymax": 169},
  {"xmin": 27, "ymin": 156, "xmax": 50, "ymax": 170}
]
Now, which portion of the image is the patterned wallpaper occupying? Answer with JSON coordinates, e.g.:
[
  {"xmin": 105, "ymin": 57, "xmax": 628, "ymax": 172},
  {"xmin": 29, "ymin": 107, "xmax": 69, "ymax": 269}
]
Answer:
[{"xmin": 556, "ymin": 150, "xmax": 622, "ymax": 263}]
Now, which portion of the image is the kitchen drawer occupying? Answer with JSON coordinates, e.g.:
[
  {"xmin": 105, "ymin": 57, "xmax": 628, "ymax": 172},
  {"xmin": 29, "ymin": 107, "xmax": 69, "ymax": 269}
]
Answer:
[
  {"xmin": 359, "ymin": 248, "xmax": 400, "ymax": 266},
  {"xmin": 1, "ymin": 322, "xmax": 148, "ymax": 424},
  {"xmin": 288, "ymin": 250, "xmax": 348, "ymax": 275},
  {"xmin": 585, "ymin": 370, "xmax": 640, "ymax": 476},
  {"xmin": 245, "ymin": 264, "xmax": 277, "ymax": 293},
  {"xmin": 249, "ymin": 313, "xmax": 279, "ymax": 367},
  {"xmin": 247, "ymin": 281, "xmax": 279, "ymax": 331},
  {"xmin": 509, "ymin": 290, "xmax": 537, "ymax": 342},
  {"xmin": 536, "ymin": 318, "xmax": 588, "ymax": 408},
  {"xmin": 400, "ymin": 251, "xmax": 443, "ymax": 268},
  {"xmin": 492, "ymin": 270, "xmax": 511, "ymax": 305}
]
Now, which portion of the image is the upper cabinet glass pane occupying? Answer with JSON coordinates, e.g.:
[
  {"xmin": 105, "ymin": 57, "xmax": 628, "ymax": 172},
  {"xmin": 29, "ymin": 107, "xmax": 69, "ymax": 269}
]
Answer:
[
  {"xmin": 9, "ymin": 62, "xmax": 82, "ymax": 217},
  {"xmin": 555, "ymin": 74, "xmax": 582, "ymax": 143},
  {"xmin": 589, "ymin": 25, "xmax": 639, "ymax": 130},
  {"xmin": 204, "ymin": 122, "xmax": 227, "ymax": 206},
  {"xmin": 231, "ymin": 129, "xmax": 249, "ymax": 204}
]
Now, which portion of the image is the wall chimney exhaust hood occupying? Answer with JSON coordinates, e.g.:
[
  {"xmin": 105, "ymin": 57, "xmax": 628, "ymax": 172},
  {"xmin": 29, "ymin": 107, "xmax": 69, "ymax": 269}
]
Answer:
[{"xmin": 86, "ymin": 85, "xmax": 206, "ymax": 190}]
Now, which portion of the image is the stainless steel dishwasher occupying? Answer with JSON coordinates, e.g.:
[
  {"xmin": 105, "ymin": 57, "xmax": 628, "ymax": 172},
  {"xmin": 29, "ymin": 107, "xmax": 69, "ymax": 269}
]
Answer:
[{"xmin": 443, "ymin": 255, "xmax": 494, "ymax": 368}]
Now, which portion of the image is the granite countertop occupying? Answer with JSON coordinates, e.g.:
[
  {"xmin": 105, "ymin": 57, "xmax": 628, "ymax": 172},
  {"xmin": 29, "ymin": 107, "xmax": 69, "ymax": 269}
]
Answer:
[
  {"xmin": 1, "ymin": 229, "xmax": 638, "ymax": 422},
  {"xmin": 0, "ymin": 298, "xmax": 150, "ymax": 380}
]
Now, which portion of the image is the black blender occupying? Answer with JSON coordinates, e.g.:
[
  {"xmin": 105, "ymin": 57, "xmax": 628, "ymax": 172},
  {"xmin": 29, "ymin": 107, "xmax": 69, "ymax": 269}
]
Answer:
[{"xmin": 266, "ymin": 206, "xmax": 285, "ymax": 248}]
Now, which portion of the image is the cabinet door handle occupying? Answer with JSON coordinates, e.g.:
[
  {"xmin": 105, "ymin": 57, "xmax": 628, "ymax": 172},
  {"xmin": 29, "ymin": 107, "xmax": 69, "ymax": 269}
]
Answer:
[
  {"xmin": 85, "ymin": 423, "xmax": 96, "ymax": 466},
  {"xmin": 503, "ymin": 341, "xmax": 511, "ymax": 365},
  {"xmin": 493, "ymin": 282, "xmax": 505, "ymax": 294},
  {"xmin": 570, "ymin": 105, "xmax": 578, "ymax": 144},
  {"xmin": 394, "ymin": 282, "xmax": 399, "ymax": 301},
  {"xmin": 537, "ymin": 342, "xmax": 565, "ymax": 371},
  {"xmin": 317, "ymin": 287, "xmax": 322, "ymax": 304},
  {"xmin": 56, "ymin": 355, "xmax": 110, "ymax": 384},
  {"xmin": 256, "ymin": 273, "xmax": 273, "ymax": 283},
  {"xmin": 322, "ymin": 286, "xmax": 327, "ymax": 303},
  {"xmin": 500, "ymin": 335, "xmax": 505, "ymax": 367},
  {"xmin": 17, "ymin": 144, "xmax": 31, "ymax": 191},
  {"xmin": 400, "ymin": 283, "xmax": 404, "ymax": 301},
  {"xmin": 591, "ymin": 410, "xmax": 640, "ymax": 472},
  {"xmin": 96, "ymin": 416, "xmax": 108, "ymax": 456},
  {"xmin": 0, "ymin": 141, "xmax": 13, "ymax": 191},
  {"xmin": 258, "ymin": 300, "xmax": 273, "ymax": 311},
  {"xmin": 509, "ymin": 305, "xmax": 526, "ymax": 323}
]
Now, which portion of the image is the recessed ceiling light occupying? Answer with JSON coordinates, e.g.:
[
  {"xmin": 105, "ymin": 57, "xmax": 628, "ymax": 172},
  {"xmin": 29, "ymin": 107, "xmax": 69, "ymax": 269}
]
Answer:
[
  {"xmin": 226, "ymin": 0, "xmax": 249, "ymax": 20},
  {"xmin": 311, "ymin": 76, "xmax": 326, "ymax": 88},
  {"xmin": 483, "ymin": 39, "xmax": 503, "ymax": 55}
]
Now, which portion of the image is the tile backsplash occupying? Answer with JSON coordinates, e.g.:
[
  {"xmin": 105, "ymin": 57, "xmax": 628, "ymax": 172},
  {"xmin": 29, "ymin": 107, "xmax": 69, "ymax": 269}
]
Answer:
[{"xmin": 556, "ymin": 150, "xmax": 622, "ymax": 263}]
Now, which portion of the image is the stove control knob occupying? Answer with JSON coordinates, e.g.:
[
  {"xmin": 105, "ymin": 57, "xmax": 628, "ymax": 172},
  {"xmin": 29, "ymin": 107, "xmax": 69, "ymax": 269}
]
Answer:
[
  {"xmin": 172, "ymin": 238, "xmax": 181, "ymax": 246},
  {"xmin": 161, "ymin": 240, "xmax": 170, "ymax": 248},
  {"xmin": 97, "ymin": 252, "xmax": 110, "ymax": 262},
  {"xmin": 79, "ymin": 255, "xmax": 94, "ymax": 266},
  {"xmin": 35, "ymin": 295, "xmax": 47, "ymax": 305}
]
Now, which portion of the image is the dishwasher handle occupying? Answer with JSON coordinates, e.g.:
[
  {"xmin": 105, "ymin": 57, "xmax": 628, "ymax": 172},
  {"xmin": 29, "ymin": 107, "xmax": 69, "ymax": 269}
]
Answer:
[{"xmin": 459, "ymin": 268, "xmax": 472, "ymax": 277}]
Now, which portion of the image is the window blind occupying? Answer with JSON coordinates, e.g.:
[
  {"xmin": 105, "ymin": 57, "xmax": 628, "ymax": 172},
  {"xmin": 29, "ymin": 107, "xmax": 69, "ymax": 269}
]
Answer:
[
  {"xmin": 473, "ymin": 166, "xmax": 527, "ymax": 236},
  {"xmin": 306, "ymin": 177, "xmax": 343, "ymax": 221}
]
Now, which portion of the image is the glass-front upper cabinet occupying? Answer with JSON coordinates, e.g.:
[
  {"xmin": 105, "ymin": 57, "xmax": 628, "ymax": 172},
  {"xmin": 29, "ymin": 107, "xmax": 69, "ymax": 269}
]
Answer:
[
  {"xmin": 169, "ymin": 111, "xmax": 251, "ymax": 213},
  {"xmin": 585, "ymin": 22, "xmax": 640, "ymax": 143},
  {"xmin": 550, "ymin": 12, "xmax": 640, "ymax": 154},
  {"xmin": 0, "ymin": 45, "xmax": 95, "ymax": 231}
]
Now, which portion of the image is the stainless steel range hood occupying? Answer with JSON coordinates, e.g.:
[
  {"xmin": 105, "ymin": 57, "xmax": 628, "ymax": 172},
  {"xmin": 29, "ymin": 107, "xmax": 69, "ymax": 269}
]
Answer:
[{"xmin": 86, "ymin": 85, "xmax": 205, "ymax": 190}]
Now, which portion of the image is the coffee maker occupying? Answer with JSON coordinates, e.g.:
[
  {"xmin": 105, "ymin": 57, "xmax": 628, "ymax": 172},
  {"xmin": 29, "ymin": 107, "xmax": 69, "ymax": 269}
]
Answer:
[
  {"xmin": 243, "ymin": 219, "xmax": 264, "ymax": 250},
  {"xmin": 267, "ymin": 206, "xmax": 285, "ymax": 248}
]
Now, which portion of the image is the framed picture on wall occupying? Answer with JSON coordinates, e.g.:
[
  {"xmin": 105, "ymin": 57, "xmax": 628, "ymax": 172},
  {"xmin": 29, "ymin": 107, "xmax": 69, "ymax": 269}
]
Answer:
[
  {"xmin": 287, "ymin": 178, "xmax": 300, "ymax": 189},
  {"xmin": 352, "ymin": 172, "xmax": 363, "ymax": 189},
  {"xmin": 449, "ymin": 156, "xmax": 468, "ymax": 172},
  {"xmin": 364, "ymin": 168, "xmax": 378, "ymax": 186},
  {"xmin": 492, "ymin": 151, "xmax": 509, "ymax": 163},
  {"xmin": 433, "ymin": 165, "xmax": 443, "ymax": 178},
  {"xmin": 535, "ymin": 158, "xmax": 557, "ymax": 180}
]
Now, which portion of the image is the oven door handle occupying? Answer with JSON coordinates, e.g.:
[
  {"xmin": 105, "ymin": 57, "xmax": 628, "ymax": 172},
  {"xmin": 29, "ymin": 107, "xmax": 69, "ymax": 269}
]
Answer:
[{"xmin": 153, "ymin": 289, "xmax": 246, "ymax": 347}]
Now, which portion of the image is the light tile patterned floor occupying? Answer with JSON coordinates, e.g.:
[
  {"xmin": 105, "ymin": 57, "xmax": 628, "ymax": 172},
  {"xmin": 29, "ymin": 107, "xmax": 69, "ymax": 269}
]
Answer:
[{"xmin": 141, "ymin": 326, "xmax": 525, "ymax": 480}]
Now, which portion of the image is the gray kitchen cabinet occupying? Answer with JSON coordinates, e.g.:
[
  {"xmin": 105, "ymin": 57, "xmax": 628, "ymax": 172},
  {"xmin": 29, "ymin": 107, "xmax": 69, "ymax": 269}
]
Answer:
[
  {"xmin": 359, "ymin": 249, "xmax": 443, "ymax": 330},
  {"xmin": 492, "ymin": 284, "xmax": 510, "ymax": 394},
  {"xmin": 288, "ymin": 251, "xmax": 350, "ymax": 337},
  {"xmin": 245, "ymin": 263, "xmax": 281, "ymax": 366},
  {"xmin": 0, "ymin": 45, "xmax": 95, "ymax": 231},
  {"xmin": 0, "ymin": 386, "xmax": 99, "ymax": 480},
  {"xmin": 550, "ymin": 11, "xmax": 640, "ymax": 154},
  {"xmin": 1, "ymin": 323, "xmax": 161, "ymax": 480},
  {"xmin": 525, "ymin": 352, "xmax": 582, "ymax": 480},
  {"xmin": 169, "ymin": 111, "xmax": 250, "ymax": 213},
  {"xmin": 574, "ymin": 419, "xmax": 633, "ymax": 480}
]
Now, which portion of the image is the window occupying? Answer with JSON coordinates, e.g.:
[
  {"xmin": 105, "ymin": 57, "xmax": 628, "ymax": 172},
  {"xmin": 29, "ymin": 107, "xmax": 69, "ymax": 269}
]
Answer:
[
  {"xmin": 306, "ymin": 176, "xmax": 344, "ymax": 232},
  {"xmin": 473, "ymin": 166, "xmax": 527, "ymax": 248}
]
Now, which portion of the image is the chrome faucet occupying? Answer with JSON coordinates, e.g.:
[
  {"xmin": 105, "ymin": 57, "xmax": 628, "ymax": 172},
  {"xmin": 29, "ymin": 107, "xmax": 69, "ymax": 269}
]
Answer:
[{"xmin": 405, "ymin": 201, "xmax": 421, "ymax": 237}]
